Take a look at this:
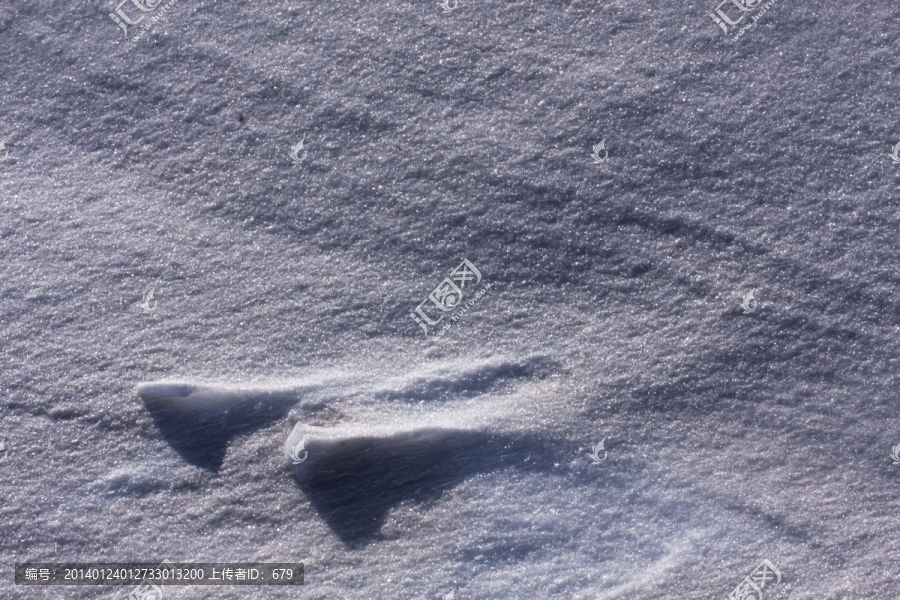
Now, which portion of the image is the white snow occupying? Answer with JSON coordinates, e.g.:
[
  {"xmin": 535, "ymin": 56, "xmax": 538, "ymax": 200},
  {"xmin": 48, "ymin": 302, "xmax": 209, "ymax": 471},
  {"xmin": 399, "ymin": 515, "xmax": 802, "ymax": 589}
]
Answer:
[{"xmin": 3, "ymin": 0, "xmax": 900, "ymax": 598}]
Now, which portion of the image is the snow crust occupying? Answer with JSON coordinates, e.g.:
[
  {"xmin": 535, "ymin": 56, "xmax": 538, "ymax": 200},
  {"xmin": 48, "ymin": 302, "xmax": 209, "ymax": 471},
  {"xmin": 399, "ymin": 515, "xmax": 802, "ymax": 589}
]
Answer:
[{"xmin": 2, "ymin": 0, "xmax": 900, "ymax": 598}]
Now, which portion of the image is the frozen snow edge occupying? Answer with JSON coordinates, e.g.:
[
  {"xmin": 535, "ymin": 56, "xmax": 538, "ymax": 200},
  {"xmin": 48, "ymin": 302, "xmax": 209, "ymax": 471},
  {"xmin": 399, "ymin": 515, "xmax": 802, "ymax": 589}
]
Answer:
[
  {"xmin": 284, "ymin": 421, "xmax": 488, "ymax": 480},
  {"xmin": 135, "ymin": 380, "xmax": 323, "ymax": 411}
]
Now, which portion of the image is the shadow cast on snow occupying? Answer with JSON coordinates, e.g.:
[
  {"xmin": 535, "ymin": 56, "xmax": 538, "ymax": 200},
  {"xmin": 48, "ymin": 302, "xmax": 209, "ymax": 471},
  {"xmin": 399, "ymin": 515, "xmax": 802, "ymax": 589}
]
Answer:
[
  {"xmin": 140, "ymin": 383, "xmax": 295, "ymax": 471},
  {"xmin": 287, "ymin": 428, "xmax": 559, "ymax": 547},
  {"xmin": 136, "ymin": 382, "xmax": 568, "ymax": 548}
]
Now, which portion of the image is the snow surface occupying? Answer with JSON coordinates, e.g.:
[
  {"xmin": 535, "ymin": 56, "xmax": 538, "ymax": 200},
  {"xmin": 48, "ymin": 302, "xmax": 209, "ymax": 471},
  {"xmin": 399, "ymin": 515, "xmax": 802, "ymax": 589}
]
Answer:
[{"xmin": 2, "ymin": 0, "xmax": 900, "ymax": 598}]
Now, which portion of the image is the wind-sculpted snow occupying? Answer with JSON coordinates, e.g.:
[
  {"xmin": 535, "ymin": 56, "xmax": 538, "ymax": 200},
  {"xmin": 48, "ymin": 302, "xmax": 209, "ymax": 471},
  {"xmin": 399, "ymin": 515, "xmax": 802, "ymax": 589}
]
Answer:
[
  {"xmin": 137, "ymin": 363, "xmax": 572, "ymax": 545},
  {"xmin": 136, "ymin": 355, "xmax": 551, "ymax": 470},
  {"xmin": 364, "ymin": 355, "xmax": 557, "ymax": 403},
  {"xmin": 137, "ymin": 381, "xmax": 313, "ymax": 470},
  {"xmin": 137, "ymin": 381, "xmax": 319, "ymax": 412},
  {"xmin": 284, "ymin": 422, "xmax": 563, "ymax": 545},
  {"xmin": 4, "ymin": 0, "xmax": 900, "ymax": 594}
]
